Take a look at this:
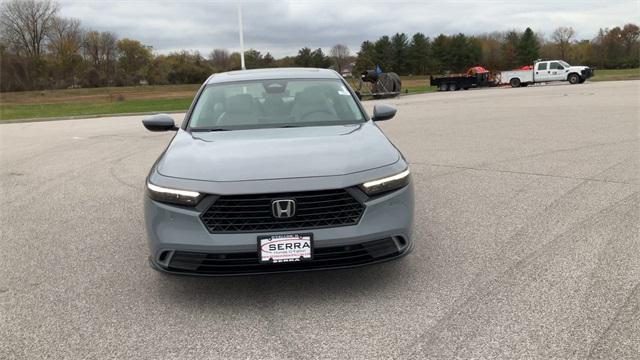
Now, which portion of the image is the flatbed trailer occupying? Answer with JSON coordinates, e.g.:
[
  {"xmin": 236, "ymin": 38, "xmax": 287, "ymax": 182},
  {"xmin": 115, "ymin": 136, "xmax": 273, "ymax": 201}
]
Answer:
[
  {"xmin": 430, "ymin": 67, "xmax": 494, "ymax": 91},
  {"xmin": 430, "ymin": 74, "xmax": 474, "ymax": 91}
]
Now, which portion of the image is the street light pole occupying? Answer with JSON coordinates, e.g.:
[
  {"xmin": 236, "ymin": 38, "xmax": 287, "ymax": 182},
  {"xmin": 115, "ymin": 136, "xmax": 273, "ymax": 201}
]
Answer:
[{"xmin": 238, "ymin": 4, "xmax": 246, "ymax": 70}]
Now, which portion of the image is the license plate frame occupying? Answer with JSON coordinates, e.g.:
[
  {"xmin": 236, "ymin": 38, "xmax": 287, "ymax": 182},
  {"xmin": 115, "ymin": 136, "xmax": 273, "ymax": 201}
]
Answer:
[{"xmin": 258, "ymin": 233, "xmax": 313, "ymax": 264}]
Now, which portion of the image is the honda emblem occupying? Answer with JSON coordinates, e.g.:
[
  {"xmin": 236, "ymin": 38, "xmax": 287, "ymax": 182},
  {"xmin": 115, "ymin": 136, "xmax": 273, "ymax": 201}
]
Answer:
[{"xmin": 271, "ymin": 199, "xmax": 296, "ymax": 218}]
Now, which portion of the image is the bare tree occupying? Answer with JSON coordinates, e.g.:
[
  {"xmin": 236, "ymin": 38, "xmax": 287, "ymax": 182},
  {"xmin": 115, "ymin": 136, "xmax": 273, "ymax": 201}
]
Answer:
[
  {"xmin": 82, "ymin": 30, "xmax": 118, "ymax": 86},
  {"xmin": 48, "ymin": 17, "xmax": 82, "ymax": 57},
  {"xmin": 330, "ymin": 44, "xmax": 350, "ymax": 73},
  {"xmin": 477, "ymin": 32, "xmax": 504, "ymax": 70},
  {"xmin": 620, "ymin": 23, "xmax": 640, "ymax": 51},
  {"xmin": 209, "ymin": 48, "xmax": 231, "ymax": 71},
  {"xmin": 0, "ymin": 0, "xmax": 59, "ymax": 58},
  {"xmin": 48, "ymin": 16, "xmax": 83, "ymax": 86},
  {"xmin": 100, "ymin": 32, "xmax": 118, "ymax": 86},
  {"xmin": 551, "ymin": 26, "xmax": 575, "ymax": 59},
  {"xmin": 82, "ymin": 30, "xmax": 101, "ymax": 67}
]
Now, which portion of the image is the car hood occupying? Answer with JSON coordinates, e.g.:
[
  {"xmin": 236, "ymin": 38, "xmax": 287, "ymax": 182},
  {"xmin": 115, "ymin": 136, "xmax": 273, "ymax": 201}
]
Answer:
[
  {"xmin": 569, "ymin": 66, "xmax": 589, "ymax": 71},
  {"xmin": 156, "ymin": 122, "xmax": 400, "ymax": 182}
]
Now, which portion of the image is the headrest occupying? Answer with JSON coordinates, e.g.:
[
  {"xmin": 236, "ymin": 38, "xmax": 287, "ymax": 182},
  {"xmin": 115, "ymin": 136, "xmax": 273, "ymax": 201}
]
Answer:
[
  {"xmin": 294, "ymin": 86, "xmax": 331, "ymax": 105},
  {"xmin": 225, "ymin": 94, "xmax": 254, "ymax": 113}
]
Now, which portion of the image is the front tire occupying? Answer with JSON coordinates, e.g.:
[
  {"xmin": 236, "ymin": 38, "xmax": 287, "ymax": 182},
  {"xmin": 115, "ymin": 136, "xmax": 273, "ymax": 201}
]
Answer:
[
  {"xmin": 510, "ymin": 78, "xmax": 521, "ymax": 88},
  {"xmin": 568, "ymin": 73, "xmax": 581, "ymax": 84}
]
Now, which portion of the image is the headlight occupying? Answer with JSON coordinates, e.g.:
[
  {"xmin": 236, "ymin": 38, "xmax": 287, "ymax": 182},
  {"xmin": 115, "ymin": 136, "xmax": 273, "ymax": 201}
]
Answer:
[
  {"xmin": 146, "ymin": 181, "xmax": 203, "ymax": 206},
  {"xmin": 360, "ymin": 168, "xmax": 410, "ymax": 196}
]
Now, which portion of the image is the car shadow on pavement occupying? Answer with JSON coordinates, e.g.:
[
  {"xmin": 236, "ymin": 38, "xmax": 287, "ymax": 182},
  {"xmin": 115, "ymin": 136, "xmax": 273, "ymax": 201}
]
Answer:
[{"xmin": 151, "ymin": 259, "xmax": 412, "ymax": 307}]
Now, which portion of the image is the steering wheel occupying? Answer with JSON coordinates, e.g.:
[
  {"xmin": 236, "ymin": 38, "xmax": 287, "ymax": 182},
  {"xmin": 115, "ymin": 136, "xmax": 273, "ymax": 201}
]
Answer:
[{"xmin": 299, "ymin": 109, "xmax": 334, "ymax": 121}]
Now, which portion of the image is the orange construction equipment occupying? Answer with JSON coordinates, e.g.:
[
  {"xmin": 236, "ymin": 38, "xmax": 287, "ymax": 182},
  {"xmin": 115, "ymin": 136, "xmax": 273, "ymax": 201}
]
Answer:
[{"xmin": 467, "ymin": 66, "xmax": 490, "ymax": 75}]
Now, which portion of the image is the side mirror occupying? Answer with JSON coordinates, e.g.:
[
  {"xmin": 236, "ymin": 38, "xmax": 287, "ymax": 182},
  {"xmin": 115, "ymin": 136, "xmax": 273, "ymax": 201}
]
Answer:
[
  {"xmin": 372, "ymin": 104, "xmax": 396, "ymax": 121},
  {"xmin": 142, "ymin": 114, "xmax": 177, "ymax": 132}
]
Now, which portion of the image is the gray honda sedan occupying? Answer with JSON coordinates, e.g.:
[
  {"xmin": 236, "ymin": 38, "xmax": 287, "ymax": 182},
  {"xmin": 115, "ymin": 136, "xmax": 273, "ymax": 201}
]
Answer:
[{"xmin": 143, "ymin": 68, "xmax": 414, "ymax": 275}]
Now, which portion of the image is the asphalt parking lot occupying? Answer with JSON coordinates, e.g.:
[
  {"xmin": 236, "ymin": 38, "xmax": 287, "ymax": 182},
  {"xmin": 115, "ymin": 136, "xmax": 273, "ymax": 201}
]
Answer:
[{"xmin": 1, "ymin": 80, "xmax": 638, "ymax": 359}]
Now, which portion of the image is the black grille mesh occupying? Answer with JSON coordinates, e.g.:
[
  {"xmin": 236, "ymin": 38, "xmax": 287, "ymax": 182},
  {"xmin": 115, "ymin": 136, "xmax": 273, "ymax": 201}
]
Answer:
[
  {"xmin": 168, "ymin": 238, "xmax": 401, "ymax": 274},
  {"xmin": 200, "ymin": 189, "xmax": 364, "ymax": 233}
]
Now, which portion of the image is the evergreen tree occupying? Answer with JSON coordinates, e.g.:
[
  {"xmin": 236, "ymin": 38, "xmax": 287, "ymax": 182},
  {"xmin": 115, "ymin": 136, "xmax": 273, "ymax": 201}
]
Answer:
[
  {"xmin": 294, "ymin": 47, "xmax": 313, "ymax": 67},
  {"xmin": 431, "ymin": 34, "xmax": 450, "ymax": 73},
  {"xmin": 448, "ymin": 33, "xmax": 470, "ymax": 71},
  {"xmin": 310, "ymin": 48, "xmax": 331, "ymax": 68},
  {"xmin": 391, "ymin": 32, "xmax": 409, "ymax": 74},
  {"xmin": 262, "ymin": 52, "xmax": 275, "ymax": 67},
  {"xmin": 354, "ymin": 40, "xmax": 376, "ymax": 73},
  {"xmin": 517, "ymin": 27, "xmax": 540, "ymax": 65},
  {"xmin": 407, "ymin": 32, "xmax": 430, "ymax": 75},
  {"xmin": 467, "ymin": 37, "xmax": 482, "ymax": 67},
  {"xmin": 244, "ymin": 49, "xmax": 263, "ymax": 69},
  {"xmin": 373, "ymin": 35, "xmax": 394, "ymax": 71}
]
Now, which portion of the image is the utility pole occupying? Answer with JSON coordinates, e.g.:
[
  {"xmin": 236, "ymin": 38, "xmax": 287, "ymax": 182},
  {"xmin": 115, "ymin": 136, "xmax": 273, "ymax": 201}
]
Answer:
[{"xmin": 238, "ymin": 3, "xmax": 246, "ymax": 70}]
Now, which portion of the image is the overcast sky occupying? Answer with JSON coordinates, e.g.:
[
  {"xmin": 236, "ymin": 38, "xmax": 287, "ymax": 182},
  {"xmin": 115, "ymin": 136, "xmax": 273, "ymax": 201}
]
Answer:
[{"xmin": 58, "ymin": 0, "xmax": 639, "ymax": 57}]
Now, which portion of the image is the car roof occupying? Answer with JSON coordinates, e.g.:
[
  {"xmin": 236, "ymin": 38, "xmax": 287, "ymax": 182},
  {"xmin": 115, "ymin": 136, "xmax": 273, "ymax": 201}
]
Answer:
[{"xmin": 206, "ymin": 67, "xmax": 341, "ymax": 84}]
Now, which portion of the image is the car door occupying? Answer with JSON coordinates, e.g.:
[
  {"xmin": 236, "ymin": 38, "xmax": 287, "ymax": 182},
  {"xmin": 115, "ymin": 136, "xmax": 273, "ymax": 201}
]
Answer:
[
  {"xmin": 548, "ymin": 62, "xmax": 567, "ymax": 81},
  {"xmin": 534, "ymin": 62, "xmax": 550, "ymax": 82}
]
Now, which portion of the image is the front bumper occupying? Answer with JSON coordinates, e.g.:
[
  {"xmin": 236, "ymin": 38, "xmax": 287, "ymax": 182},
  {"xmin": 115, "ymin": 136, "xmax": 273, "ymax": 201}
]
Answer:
[
  {"xmin": 144, "ymin": 183, "xmax": 414, "ymax": 276},
  {"xmin": 581, "ymin": 68, "xmax": 594, "ymax": 79}
]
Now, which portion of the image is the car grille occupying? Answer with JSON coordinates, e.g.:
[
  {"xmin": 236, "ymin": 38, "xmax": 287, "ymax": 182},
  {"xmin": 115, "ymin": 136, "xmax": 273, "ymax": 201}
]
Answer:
[
  {"xmin": 167, "ymin": 238, "xmax": 402, "ymax": 275},
  {"xmin": 200, "ymin": 189, "xmax": 365, "ymax": 233}
]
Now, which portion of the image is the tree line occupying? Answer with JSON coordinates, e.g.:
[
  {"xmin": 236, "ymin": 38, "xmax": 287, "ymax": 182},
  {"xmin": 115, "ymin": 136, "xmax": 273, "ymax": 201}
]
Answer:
[
  {"xmin": 355, "ymin": 25, "xmax": 639, "ymax": 75},
  {"xmin": 0, "ymin": 0, "xmax": 343, "ymax": 91},
  {"xmin": 1, "ymin": 0, "xmax": 638, "ymax": 92}
]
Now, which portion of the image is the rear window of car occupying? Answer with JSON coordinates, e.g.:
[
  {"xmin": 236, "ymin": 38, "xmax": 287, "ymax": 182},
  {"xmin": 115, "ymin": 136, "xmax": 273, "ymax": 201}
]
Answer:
[{"xmin": 188, "ymin": 79, "xmax": 365, "ymax": 130}]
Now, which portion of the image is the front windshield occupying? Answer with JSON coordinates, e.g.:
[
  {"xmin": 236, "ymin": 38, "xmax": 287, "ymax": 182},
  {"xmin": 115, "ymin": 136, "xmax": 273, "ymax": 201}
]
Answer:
[
  {"xmin": 189, "ymin": 79, "xmax": 365, "ymax": 130},
  {"xmin": 559, "ymin": 60, "xmax": 571, "ymax": 67}
]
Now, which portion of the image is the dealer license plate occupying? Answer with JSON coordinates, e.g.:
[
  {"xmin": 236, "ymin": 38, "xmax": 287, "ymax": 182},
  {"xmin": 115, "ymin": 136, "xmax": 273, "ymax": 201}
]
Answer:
[{"xmin": 258, "ymin": 233, "xmax": 313, "ymax": 263}]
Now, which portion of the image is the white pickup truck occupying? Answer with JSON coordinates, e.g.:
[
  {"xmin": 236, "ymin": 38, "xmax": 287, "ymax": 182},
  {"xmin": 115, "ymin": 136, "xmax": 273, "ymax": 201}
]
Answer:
[{"xmin": 500, "ymin": 60, "xmax": 594, "ymax": 88}]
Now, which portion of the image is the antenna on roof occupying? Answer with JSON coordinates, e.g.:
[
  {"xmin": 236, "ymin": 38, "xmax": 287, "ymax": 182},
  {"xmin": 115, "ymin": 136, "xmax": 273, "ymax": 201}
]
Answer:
[{"xmin": 237, "ymin": 3, "xmax": 246, "ymax": 70}]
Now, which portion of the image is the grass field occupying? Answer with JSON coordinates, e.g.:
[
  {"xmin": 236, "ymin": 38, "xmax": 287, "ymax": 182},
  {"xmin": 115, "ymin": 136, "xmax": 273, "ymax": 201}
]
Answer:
[
  {"xmin": 0, "ymin": 98, "xmax": 194, "ymax": 121},
  {"xmin": 590, "ymin": 68, "xmax": 640, "ymax": 81},
  {"xmin": 0, "ymin": 84, "xmax": 199, "ymax": 121},
  {"xmin": 1, "ymin": 68, "xmax": 637, "ymax": 121}
]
